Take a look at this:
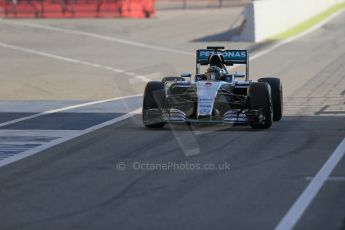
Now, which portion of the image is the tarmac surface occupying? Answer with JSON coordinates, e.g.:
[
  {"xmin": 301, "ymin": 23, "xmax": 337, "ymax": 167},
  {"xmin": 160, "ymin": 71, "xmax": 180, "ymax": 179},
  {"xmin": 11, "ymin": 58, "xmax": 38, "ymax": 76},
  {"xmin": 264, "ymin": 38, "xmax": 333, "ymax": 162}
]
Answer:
[{"xmin": 0, "ymin": 7, "xmax": 344, "ymax": 230}]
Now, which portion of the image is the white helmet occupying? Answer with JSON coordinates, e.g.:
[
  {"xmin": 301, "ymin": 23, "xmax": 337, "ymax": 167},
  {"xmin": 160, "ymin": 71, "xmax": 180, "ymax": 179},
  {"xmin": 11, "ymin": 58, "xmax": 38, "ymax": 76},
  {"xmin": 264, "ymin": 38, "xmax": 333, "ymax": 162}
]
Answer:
[{"xmin": 206, "ymin": 66, "xmax": 222, "ymax": 81}]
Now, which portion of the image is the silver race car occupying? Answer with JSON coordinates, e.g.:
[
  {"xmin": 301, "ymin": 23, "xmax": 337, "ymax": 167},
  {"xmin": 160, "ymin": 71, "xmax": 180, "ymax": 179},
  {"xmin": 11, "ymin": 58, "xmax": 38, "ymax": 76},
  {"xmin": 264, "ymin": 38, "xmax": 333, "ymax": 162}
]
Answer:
[{"xmin": 142, "ymin": 46, "xmax": 283, "ymax": 129}]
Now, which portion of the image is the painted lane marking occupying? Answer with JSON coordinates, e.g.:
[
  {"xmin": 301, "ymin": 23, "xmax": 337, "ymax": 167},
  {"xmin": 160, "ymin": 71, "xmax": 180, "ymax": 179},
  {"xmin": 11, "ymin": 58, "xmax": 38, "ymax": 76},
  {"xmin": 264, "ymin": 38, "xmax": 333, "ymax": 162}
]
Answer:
[
  {"xmin": 0, "ymin": 94, "xmax": 141, "ymax": 128},
  {"xmin": 275, "ymin": 138, "xmax": 345, "ymax": 230},
  {"xmin": 0, "ymin": 143, "xmax": 41, "ymax": 160},
  {"xmin": 0, "ymin": 108, "xmax": 141, "ymax": 168},
  {"xmin": 0, "ymin": 21, "xmax": 193, "ymax": 56},
  {"xmin": 0, "ymin": 129, "xmax": 81, "ymax": 137},
  {"xmin": 0, "ymin": 42, "xmax": 151, "ymax": 83},
  {"xmin": 0, "ymin": 131, "xmax": 76, "ymax": 163}
]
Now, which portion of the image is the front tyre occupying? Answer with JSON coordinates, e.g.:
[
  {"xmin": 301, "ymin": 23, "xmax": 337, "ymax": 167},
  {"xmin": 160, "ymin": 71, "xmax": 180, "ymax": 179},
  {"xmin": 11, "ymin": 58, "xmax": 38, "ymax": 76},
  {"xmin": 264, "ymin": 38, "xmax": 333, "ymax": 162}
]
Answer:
[
  {"xmin": 249, "ymin": 82, "xmax": 273, "ymax": 129},
  {"xmin": 258, "ymin": 77, "xmax": 283, "ymax": 121},
  {"xmin": 142, "ymin": 81, "xmax": 166, "ymax": 128}
]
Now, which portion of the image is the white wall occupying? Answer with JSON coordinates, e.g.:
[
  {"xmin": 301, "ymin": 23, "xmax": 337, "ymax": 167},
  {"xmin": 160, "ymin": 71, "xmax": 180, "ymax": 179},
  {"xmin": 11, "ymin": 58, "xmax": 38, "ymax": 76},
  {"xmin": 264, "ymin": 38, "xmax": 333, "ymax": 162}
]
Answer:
[{"xmin": 236, "ymin": 0, "xmax": 344, "ymax": 42}]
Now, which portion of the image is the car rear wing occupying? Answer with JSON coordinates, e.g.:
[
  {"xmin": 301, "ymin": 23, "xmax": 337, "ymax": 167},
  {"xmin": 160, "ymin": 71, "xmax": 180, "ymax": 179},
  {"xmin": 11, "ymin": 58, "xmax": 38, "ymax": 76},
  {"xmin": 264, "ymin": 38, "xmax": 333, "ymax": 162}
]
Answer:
[
  {"xmin": 196, "ymin": 49, "xmax": 248, "ymax": 65},
  {"xmin": 195, "ymin": 47, "xmax": 250, "ymax": 81}
]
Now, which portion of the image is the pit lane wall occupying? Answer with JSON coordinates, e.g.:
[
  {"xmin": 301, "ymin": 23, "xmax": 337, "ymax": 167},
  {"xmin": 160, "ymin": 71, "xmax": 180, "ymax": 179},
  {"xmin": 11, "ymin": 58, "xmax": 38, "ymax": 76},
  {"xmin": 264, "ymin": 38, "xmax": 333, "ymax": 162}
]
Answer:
[
  {"xmin": 237, "ymin": 0, "xmax": 344, "ymax": 42},
  {"xmin": 0, "ymin": 0, "xmax": 155, "ymax": 18}
]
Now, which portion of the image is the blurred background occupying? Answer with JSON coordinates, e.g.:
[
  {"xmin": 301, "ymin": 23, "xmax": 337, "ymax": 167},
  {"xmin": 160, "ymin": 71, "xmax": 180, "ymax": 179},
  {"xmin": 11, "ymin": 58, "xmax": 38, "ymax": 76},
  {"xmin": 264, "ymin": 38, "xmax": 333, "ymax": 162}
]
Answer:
[{"xmin": 0, "ymin": 0, "xmax": 249, "ymax": 18}]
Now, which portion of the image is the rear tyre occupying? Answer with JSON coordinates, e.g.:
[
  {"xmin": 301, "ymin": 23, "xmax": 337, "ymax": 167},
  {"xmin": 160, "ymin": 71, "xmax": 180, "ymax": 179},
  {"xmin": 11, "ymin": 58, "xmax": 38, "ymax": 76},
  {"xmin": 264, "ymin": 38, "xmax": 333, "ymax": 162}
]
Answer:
[
  {"xmin": 142, "ymin": 81, "xmax": 166, "ymax": 128},
  {"xmin": 249, "ymin": 82, "xmax": 273, "ymax": 129},
  {"xmin": 258, "ymin": 77, "xmax": 283, "ymax": 121}
]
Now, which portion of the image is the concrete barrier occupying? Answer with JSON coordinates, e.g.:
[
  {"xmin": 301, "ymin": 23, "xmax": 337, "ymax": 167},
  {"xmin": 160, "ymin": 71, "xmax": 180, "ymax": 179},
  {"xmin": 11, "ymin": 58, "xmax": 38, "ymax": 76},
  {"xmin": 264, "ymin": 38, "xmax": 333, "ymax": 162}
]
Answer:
[{"xmin": 236, "ymin": 0, "xmax": 344, "ymax": 42}]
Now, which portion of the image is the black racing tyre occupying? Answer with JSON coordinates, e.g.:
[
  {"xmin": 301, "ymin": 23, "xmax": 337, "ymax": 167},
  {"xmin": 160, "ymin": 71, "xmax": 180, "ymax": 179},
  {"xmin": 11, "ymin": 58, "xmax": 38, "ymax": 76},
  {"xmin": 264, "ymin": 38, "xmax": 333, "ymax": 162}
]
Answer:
[
  {"xmin": 249, "ymin": 82, "xmax": 273, "ymax": 129},
  {"xmin": 258, "ymin": 77, "xmax": 283, "ymax": 121},
  {"xmin": 142, "ymin": 81, "xmax": 166, "ymax": 128},
  {"xmin": 162, "ymin": 76, "xmax": 184, "ymax": 84}
]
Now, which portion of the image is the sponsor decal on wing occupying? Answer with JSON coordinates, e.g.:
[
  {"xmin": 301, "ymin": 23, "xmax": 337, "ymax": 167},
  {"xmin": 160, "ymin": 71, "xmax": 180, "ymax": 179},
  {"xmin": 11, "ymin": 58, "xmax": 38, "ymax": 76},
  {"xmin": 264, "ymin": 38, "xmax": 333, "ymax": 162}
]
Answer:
[
  {"xmin": 198, "ymin": 50, "xmax": 247, "ymax": 61},
  {"xmin": 197, "ymin": 82, "xmax": 222, "ymax": 117}
]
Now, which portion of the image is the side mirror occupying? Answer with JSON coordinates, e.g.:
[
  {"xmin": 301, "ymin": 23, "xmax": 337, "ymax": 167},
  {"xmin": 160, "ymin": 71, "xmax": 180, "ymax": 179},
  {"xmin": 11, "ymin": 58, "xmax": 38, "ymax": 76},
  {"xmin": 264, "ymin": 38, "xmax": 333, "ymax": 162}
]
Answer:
[
  {"xmin": 181, "ymin": 73, "xmax": 192, "ymax": 81},
  {"xmin": 181, "ymin": 73, "xmax": 192, "ymax": 79},
  {"xmin": 234, "ymin": 72, "xmax": 246, "ymax": 78}
]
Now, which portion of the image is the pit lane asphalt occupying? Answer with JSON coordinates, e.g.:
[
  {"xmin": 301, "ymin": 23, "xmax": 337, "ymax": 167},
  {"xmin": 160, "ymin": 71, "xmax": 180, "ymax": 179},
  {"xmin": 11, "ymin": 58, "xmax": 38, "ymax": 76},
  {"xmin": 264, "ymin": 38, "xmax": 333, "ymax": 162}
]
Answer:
[{"xmin": 0, "ymin": 9, "xmax": 345, "ymax": 230}]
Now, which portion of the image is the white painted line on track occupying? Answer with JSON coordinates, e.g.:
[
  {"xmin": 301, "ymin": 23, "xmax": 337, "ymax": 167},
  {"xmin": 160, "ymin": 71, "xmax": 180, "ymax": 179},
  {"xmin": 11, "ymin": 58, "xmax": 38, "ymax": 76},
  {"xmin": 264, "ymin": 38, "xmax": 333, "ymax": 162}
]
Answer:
[
  {"xmin": 0, "ymin": 94, "xmax": 141, "ymax": 128},
  {"xmin": 0, "ymin": 141, "xmax": 53, "ymax": 145},
  {"xmin": 0, "ymin": 108, "xmax": 141, "ymax": 168},
  {"xmin": 0, "ymin": 129, "xmax": 81, "ymax": 137},
  {"xmin": 0, "ymin": 42, "xmax": 151, "ymax": 83},
  {"xmin": 0, "ymin": 21, "xmax": 194, "ymax": 56},
  {"xmin": 275, "ymin": 137, "xmax": 345, "ymax": 230}
]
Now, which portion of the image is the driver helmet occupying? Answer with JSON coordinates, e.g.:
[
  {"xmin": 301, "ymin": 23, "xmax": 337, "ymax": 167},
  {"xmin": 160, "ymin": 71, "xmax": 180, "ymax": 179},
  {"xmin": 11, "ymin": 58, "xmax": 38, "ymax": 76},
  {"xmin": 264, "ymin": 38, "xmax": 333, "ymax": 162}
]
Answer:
[{"xmin": 205, "ymin": 66, "xmax": 222, "ymax": 81}]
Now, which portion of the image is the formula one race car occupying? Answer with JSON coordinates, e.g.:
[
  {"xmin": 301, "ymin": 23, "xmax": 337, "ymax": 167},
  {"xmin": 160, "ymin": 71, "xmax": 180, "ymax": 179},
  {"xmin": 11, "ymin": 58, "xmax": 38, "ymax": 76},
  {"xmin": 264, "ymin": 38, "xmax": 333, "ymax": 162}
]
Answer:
[{"xmin": 142, "ymin": 46, "xmax": 283, "ymax": 129}]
